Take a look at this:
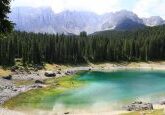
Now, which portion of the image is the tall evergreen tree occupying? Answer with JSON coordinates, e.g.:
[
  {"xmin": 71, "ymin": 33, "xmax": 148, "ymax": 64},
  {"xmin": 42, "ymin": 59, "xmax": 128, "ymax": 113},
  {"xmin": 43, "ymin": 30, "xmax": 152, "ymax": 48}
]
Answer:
[{"xmin": 0, "ymin": 0, "xmax": 14, "ymax": 33}]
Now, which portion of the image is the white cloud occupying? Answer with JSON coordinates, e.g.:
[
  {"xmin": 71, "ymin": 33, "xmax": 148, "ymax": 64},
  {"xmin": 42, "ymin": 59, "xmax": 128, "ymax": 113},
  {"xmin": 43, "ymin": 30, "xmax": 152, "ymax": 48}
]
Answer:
[
  {"xmin": 133, "ymin": 0, "xmax": 165, "ymax": 19},
  {"xmin": 11, "ymin": 0, "xmax": 165, "ymax": 18},
  {"xmin": 11, "ymin": 0, "xmax": 123, "ymax": 14},
  {"xmin": 11, "ymin": 0, "xmax": 50, "ymax": 7},
  {"xmin": 51, "ymin": 0, "xmax": 122, "ymax": 14}
]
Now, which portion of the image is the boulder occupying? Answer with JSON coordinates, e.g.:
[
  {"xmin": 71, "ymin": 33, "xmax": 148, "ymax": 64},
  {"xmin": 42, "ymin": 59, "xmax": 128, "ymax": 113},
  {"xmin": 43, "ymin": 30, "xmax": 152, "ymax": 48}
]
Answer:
[
  {"xmin": 123, "ymin": 101, "xmax": 153, "ymax": 111},
  {"xmin": 3, "ymin": 75, "xmax": 12, "ymax": 80},
  {"xmin": 35, "ymin": 80, "xmax": 45, "ymax": 84},
  {"xmin": 45, "ymin": 71, "xmax": 56, "ymax": 77}
]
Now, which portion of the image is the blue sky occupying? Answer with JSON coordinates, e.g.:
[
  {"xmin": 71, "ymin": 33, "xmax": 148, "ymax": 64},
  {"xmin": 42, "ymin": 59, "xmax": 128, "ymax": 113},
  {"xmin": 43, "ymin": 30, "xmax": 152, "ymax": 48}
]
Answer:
[
  {"xmin": 118, "ymin": 0, "xmax": 137, "ymax": 10},
  {"xmin": 11, "ymin": 0, "xmax": 165, "ymax": 18}
]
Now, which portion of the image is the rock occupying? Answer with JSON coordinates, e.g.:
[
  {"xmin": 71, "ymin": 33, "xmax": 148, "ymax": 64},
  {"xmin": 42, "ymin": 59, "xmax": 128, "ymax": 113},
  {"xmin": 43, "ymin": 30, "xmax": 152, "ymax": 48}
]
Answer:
[
  {"xmin": 45, "ymin": 71, "xmax": 56, "ymax": 77},
  {"xmin": 30, "ymin": 78, "xmax": 34, "ymax": 80},
  {"xmin": 34, "ymin": 64, "xmax": 43, "ymax": 70},
  {"xmin": 10, "ymin": 66, "xmax": 19, "ymax": 72},
  {"xmin": 27, "ymin": 71, "xmax": 31, "ymax": 74},
  {"xmin": 37, "ymin": 66, "xmax": 43, "ymax": 70},
  {"xmin": 56, "ymin": 83, "xmax": 60, "ymax": 86},
  {"xmin": 13, "ymin": 89, "xmax": 17, "ymax": 92},
  {"xmin": 35, "ymin": 80, "xmax": 45, "ymax": 84},
  {"xmin": 57, "ymin": 71, "xmax": 61, "ymax": 74},
  {"xmin": 3, "ymin": 75, "xmax": 12, "ymax": 80},
  {"xmin": 32, "ymin": 84, "xmax": 43, "ymax": 88},
  {"xmin": 65, "ymin": 72, "xmax": 70, "ymax": 75},
  {"xmin": 64, "ymin": 112, "xmax": 70, "ymax": 114},
  {"xmin": 34, "ymin": 68, "xmax": 38, "ymax": 72},
  {"xmin": 36, "ymin": 85, "xmax": 43, "ymax": 88},
  {"xmin": 65, "ymin": 70, "xmax": 75, "ymax": 75},
  {"xmin": 67, "ymin": 71, "xmax": 71, "ymax": 74},
  {"xmin": 132, "ymin": 101, "xmax": 143, "ymax": 104},
  {"xmin": 160, "ymin": 100, "xmax": 165, "ymax": 105},
  {"xmin": 123, "ymin": 101, "xmax": 153, "ymax": 111}
]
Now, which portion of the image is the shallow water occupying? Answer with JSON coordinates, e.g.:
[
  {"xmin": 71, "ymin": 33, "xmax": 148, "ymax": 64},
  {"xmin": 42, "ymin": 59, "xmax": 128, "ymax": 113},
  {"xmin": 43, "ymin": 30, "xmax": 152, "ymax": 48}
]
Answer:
[{"xmin": 9, "ymin": 70, "xmax": 165, "ymax": 112}]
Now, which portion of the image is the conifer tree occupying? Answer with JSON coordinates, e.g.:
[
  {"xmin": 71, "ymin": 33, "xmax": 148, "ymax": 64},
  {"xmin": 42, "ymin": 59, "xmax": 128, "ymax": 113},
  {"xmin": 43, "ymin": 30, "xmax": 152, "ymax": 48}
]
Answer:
[{"xmin": 0, "ymin": 0, "xmax": 14, "ymax": 33}]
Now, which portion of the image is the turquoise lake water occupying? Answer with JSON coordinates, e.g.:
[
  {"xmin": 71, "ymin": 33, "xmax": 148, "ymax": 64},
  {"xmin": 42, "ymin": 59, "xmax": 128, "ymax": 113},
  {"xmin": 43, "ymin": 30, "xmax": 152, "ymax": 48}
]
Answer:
[
  {"xmin": 10, "ymin": 70, "xmax": 165, "ymax": 112},
  {"xmin": 39, "ymin": 70, "xmax": 165, "ymax": 111}
]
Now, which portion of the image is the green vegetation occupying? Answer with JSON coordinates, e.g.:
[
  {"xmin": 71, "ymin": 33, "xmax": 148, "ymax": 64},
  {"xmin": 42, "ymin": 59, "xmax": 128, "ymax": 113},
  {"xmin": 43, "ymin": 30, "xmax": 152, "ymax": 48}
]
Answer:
[
  {"xmin": 1, "ymin": 25, "xmax": 165, "ymax": 66},
  {"xmin": 3, "ymin": 73, "xmax": 86, "ymax": 109},
  {"xmin": 3, "ymin": 87, "xmax": 65, "ymax": 109}
]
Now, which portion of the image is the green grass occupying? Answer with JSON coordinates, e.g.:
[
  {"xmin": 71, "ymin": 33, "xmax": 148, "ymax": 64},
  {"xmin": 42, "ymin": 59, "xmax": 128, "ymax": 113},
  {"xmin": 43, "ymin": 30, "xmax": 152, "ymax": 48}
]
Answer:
[
  {"xmin": 3, "ymin": 87, "xmax": 65, "ymax": 109},
  {"xmin": 3, "ymin": 73, "xmax": 86, "ymax": 109}
]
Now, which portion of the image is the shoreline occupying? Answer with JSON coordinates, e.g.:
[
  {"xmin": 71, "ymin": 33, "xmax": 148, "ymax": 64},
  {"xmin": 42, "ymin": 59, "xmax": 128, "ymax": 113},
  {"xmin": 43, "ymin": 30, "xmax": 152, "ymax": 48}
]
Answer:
[{"xmin": 1, "ymin": 61, "xmax": 165, "ymax": 114}]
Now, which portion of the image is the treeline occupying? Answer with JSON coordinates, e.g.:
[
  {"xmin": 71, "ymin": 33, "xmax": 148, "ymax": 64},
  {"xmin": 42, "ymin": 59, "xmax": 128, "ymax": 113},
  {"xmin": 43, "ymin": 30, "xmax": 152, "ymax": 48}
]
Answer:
[{"xmin": 0, "ymin": 25, "xmax": 165, "ymax": 66}]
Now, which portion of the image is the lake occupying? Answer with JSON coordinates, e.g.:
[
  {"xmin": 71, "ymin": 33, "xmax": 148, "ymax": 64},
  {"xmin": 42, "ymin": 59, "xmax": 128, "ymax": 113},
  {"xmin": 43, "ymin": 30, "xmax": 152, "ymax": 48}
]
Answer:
[{"xmin": 5, "ymin": 70, "xmax": 165, "ymax": 113}]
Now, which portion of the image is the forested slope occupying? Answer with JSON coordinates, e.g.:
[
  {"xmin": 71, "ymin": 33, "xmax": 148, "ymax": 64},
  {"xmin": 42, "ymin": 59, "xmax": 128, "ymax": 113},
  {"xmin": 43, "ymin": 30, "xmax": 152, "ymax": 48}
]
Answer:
[{"xmin": 0, "ymin": 25, "xmax": 165, "ymax": 66}]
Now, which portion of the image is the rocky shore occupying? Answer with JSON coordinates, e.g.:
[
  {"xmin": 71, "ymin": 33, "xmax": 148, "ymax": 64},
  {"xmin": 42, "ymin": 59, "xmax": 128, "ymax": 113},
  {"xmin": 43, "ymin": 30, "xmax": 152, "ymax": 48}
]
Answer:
[
  {"xmin": 0, "ymin": 69, "xmax": 44, "ymax": 104},
  {"xmin": 123, "ymin": 101, "xmax": 153, "ymax": 111},
  {"xmin": 0, "ymin": 77, "xmax": 45, "ymax": 105},
  {"xmin": 0, "ymin": 65, "xmax": 77, "ymax": 106}
]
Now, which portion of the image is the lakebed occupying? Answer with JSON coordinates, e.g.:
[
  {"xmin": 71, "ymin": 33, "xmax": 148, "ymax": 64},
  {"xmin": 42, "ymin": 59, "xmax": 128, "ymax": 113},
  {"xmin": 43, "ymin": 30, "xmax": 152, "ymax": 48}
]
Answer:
[{"xmin": 1, "ymin": 62, "xmax": 165, "ymax": 115}]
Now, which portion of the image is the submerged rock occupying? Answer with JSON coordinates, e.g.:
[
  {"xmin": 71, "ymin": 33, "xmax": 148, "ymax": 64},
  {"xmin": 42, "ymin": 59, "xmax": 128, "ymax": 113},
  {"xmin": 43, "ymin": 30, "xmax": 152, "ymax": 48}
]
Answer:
[{"xmin": 123, "ymin": 101, "xmax": 153, "ymax": 111}]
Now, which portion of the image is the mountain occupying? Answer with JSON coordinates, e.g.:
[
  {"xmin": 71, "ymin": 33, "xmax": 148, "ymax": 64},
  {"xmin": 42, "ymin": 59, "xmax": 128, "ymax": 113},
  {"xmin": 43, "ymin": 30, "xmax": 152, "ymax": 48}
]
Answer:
[
  {"xmin": 54, "ymin": 10, "xmax": 100, "ymax": 34},
  {"xmin": 115, "ymin": 19, "xmax": 145, "ymax": 31},
  {"xmin": 101, "ymin": 10, "xmax": 145, "ymax": 31},
  {"xmin": 143, "ymin": 16, "xmax": 165, "ymax": 26},
  {"xmin": 10, "ymin": 7, "xmax": 56, "ymax": 33},
  {"xmin": 9, "ymin": 7, "xmax": 165, "ymax": 34},
  {"xmin": 9, "ymin": 7, "xmax": 100, "ymax": 34},
  {"xmin": 101, "ymin": 10, "xmax": 144, "ymax": 29}
]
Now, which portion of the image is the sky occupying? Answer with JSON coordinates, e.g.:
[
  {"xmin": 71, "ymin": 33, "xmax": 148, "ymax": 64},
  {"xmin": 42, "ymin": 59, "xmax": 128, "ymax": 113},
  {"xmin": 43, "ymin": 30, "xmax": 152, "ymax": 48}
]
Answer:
[{"xmin": 11, "ymin": 0, "xmax": 165, "ymax": 18}]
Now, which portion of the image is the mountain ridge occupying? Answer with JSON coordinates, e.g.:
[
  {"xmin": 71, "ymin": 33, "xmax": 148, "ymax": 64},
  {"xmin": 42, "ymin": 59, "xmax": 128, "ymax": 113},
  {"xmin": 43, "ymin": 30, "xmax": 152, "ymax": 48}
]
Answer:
[{"xmin": 9, "ymin": 7, "xmax": 165, "ymax": 34}]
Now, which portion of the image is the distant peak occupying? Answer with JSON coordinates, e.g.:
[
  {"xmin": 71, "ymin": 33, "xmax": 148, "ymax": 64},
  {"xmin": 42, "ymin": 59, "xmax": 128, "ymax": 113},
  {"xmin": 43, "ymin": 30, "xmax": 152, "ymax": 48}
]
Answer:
[{"xmin": 9, "ymin": 7, "xmax": 165, "ymax": 34}]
